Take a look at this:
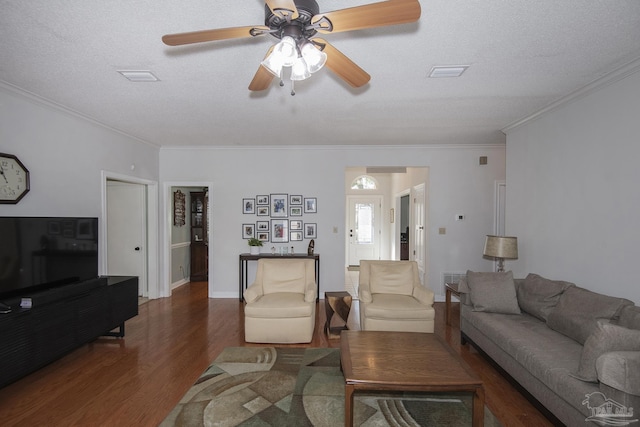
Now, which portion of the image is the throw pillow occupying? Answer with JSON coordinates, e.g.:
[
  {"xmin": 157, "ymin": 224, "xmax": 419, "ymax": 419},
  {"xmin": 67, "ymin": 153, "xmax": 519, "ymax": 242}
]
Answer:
[
  {"xmin": 547, "ymin": 287, "xmax": 633, "ymax": 344},
  {"xmin": 465, "ymin": 270, "xmax": 521, "ymax": 314},
  {"xmin": 571, "ymin": 321, "xmax": 640, "ymax": 382},
  {"xmin": 516, "ymin": 273, "xmax": 574, "ymax": 321}
]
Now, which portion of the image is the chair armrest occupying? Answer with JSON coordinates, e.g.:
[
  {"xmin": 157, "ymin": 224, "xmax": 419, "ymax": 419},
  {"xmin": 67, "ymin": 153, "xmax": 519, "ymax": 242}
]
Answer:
[
  {"xmin": 413, "ymin": 285, "xmax": 434, "ymax": 306},
  {"xmin": 244, "ymin": 283, "xmax": 263, "ymax": 304},
  {"xmin": 359, "ymin": 289, "xmax": 372, "ymax": 303},
  {"xmin": 304, "ymin": 288, "xmax": 316, "ymax": 303},
  {"xmin": 597, "ymin": 351, "xmax": 640, "ymax": 396}
]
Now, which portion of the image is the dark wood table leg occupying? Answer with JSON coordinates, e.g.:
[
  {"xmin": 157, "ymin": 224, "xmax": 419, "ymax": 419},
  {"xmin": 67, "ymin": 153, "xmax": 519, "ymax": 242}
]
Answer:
[
  {"xmin": 345, "ymin": 384, "xmax": 355, "ymax": 427},
  {"xmin": 445, "ymin": 287, "xmax": 452, "ymax": 325},
  {"xmin": 472, "ymin": 386, "xmax": 485, "ymax": 427}
]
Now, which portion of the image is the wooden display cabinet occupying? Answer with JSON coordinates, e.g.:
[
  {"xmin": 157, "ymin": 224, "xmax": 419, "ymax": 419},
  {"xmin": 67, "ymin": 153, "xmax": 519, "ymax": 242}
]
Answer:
[{"xmin": 190, "ymin": 191, "xmax": 208, "ymax": 281}]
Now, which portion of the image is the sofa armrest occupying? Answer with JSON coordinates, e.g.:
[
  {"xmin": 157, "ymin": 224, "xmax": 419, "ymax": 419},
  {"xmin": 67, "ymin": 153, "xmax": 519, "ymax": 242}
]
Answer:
[
  {"xmin": 359, "ymin": 289, "xmax": 372, "ymax": 303},
  {"xmin": 413, "ymin": 285, "xmax": 434, "ymax": 306},
  {"xmin": 597, "ymin": 351, "xmax": 640, "ymax": 396},
  {"xmin": 244, "ymin": 283, "xmax": 263, "ymax": 304}
]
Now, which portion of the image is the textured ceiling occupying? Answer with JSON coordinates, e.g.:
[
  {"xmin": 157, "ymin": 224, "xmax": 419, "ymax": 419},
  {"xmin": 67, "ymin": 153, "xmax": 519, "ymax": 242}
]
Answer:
[{"xmin": 1, "ymin": 0, "xmax": 640, "ymax": 148}]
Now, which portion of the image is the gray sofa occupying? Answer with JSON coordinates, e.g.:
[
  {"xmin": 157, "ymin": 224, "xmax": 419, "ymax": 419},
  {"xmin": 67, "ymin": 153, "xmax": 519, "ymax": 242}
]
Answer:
[{"xmin": 459, "ymin": 271, "xmax": 640, "ymax": 427}]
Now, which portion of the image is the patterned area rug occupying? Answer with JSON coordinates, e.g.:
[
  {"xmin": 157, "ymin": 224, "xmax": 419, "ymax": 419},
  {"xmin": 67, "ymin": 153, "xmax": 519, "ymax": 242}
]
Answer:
[{"xmin": 161, "ymin": 347, "xmax": 502, "ymax": 427}]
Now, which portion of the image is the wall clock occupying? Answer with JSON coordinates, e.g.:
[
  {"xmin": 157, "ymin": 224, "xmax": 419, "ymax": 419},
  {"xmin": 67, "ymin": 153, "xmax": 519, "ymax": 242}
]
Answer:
[{"xmin": 0, "ymin": 153, "xmax": 30, "ymax": 204}]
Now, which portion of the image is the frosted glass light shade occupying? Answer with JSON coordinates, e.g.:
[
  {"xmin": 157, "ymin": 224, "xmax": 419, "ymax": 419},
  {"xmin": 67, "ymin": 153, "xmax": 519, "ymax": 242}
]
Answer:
[
  {"xmin": 261, "ymin": 51, "xmax": 284, "ymax": 77},
  {"xmin": 290, "ymin": 56, "xmax": 311, "ymax": 81},
  {"xmin": 277, "ymin": 36, "xmax": 297, "ymax": 67},
  {"xmin": 301, "ymin": 43, "xmax": 327, "ymax": 74}
]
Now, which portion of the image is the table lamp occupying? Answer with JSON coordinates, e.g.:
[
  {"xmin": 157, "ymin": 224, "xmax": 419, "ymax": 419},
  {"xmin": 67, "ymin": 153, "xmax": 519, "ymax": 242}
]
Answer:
[{"xmin": 483, "ymin": 235, "xmax": 518, "ymax": 272}]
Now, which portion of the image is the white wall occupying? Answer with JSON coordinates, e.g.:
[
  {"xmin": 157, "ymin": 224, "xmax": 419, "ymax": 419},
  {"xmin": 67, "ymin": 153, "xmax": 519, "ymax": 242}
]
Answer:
[
  {"xmin": 0, "ymin": 84, "xmax": 160, "ymax": 278},
  {"xmin": 160, "ymin": 145, "xmax": 506, "ymax": 299},
  {"xmin": 505, "ymin": 67, "xmax": 640, "ymax": 303}
]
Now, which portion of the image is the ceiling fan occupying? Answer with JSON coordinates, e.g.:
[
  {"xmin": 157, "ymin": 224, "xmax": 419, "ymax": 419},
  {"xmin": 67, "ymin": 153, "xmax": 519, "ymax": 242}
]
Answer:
[{"xmin": 162, "ymin": 0, "xmax": 421, "ymax": 94}]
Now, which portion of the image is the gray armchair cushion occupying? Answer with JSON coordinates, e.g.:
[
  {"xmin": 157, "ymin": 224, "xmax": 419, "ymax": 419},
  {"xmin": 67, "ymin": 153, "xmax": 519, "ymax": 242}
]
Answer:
[
  {"xmin": 572, "ymin": 322, "xmax": 640, "ymax": 383},
  {"xmin": 465, "ymin": 270, "xmax": 521, "ymax": 315},
  {"xmin": 516, "ymin": 273, "xmax": 574, "ymax": 321},
  {"xmin": 547, "ymin": 287, "xmax": 633, "ymax": 344}
]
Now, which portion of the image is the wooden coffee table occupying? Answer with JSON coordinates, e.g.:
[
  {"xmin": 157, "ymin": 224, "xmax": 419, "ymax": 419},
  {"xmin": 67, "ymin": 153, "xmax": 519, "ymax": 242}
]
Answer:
[{"xmin": 340, "ymin": 331, "xmax": 484, "ymax": 426}]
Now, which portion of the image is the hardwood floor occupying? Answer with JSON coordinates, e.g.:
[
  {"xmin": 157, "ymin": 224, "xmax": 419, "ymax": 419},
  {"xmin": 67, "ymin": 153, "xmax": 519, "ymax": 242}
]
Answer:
[{"xmin": 0, "ymin": 282, "xmax": 554, "ymax": 426}]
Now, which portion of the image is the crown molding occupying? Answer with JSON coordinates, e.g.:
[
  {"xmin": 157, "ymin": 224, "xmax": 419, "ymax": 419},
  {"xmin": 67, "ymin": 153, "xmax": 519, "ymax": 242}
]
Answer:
[
  {"xmin": 502, "ymin": 57, "xmax": 640, "ymax": 133},
  {"xmin": 159, "ymin": 143, "xmax": 506, "ymax": 152}
]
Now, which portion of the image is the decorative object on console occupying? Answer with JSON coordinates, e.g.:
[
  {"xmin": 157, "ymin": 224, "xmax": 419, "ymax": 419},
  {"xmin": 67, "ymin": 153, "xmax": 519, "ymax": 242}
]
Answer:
[
  {"xmin": 248, "ymin": 237, "xmax": 263, "ymax": 255},
  {"xmin": 0, "ymin": 152, "xmax": 30, "ymax": 204},
  {"xmin": 483, "ymin": 235, "xmax": 518, "ymax": 272},
  {"xmin": 307, "ymin": 239, "xmax": 314, "ymax": 255}
]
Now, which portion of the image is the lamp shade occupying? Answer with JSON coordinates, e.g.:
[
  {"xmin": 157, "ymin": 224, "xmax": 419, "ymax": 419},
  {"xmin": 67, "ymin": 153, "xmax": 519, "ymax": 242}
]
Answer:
[
  {"xmin": 291, "ymin": 56, "xmax": 311, "ymax": 81},
  {"xmin": 300, "ymin": 42, "xmax": 327, "ymax": 74},
  {"xmin": 483, "ymin": 235, "xmax": 518, "ymax": 259}
]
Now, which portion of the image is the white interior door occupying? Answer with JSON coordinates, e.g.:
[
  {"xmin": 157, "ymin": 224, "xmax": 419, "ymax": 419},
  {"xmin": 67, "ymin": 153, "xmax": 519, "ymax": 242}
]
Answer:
[
  {"xmin": 347, "ymin": 196, "xmax": 382, "ymax": 266},
  {"xmin": 413, "ymin": 184, "xmax": 426, "ymax": 275},
  {"xmin": 107, "ymin": 180, "xmax": 147, "ymax": 296}
]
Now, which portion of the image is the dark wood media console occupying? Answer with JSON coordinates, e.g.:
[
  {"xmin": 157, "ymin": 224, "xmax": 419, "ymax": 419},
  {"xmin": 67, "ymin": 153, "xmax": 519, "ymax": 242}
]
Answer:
[{"xmin": 0, "ymin": 276, "xmax": 138, "ymax": 388}]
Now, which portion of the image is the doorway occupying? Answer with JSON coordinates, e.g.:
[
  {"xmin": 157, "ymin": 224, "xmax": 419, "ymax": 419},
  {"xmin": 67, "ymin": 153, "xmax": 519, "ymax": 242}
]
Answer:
[
  {"xmin": 101, "ymin": 171, "xmax": 158, "ymax": 299},
  {"xmin": 346, "ymin": 195, "xmax": 382, "ymax": 266}
]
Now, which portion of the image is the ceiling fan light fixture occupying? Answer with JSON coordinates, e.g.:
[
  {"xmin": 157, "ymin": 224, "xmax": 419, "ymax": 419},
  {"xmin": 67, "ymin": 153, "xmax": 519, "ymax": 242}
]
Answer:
[
  {"xmin": 261, "ymin": 51, "xmax": 284, "ymax": 77},
  {"xmin": 276, "ymin": 36, "xmax": 298, "ymax": 66},
  {"xmin": 300, "ymin": 42, "xmax": 327, "ymax": 74},
  {"xmin": 291, "ymin": 56, "xmax": 311, "ymax": 81}
]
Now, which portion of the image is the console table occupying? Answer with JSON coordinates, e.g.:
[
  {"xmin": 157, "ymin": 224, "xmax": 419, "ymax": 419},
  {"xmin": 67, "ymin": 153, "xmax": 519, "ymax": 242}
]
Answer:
[{"xmin": 238, "ymin": 253, "xmax": 320, "ymax": 301}]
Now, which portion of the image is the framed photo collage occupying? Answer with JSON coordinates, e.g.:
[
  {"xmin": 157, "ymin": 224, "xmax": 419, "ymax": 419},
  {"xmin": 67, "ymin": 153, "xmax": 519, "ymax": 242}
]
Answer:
[{"xmin": 242, "ymin": 194, "xmax": 317, "ymax": 243}]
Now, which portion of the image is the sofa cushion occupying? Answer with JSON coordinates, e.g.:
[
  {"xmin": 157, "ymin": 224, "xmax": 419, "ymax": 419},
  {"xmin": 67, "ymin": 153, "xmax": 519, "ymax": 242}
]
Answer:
[
  {"xmin": 597, "ymin": 351, "xmax": 640, "ymax": 396},
  {"xmin": 262, "ymin": 261, "xmax": 306, "ymax": 294},
  {"xmin": 465, "ymin": 270, "xmax": 521, "ymax": 314},
  {"xmin": 369, "ymin": 262, "xmax": 414, "ymax": 296},
  {"xmin": 516, "ymin": 273, "xmax": 574, "ymax": 321},
  {"xmin": 572, "ymin": 322, "xmax": 640, "ymax": 382},
  {"xmin": 547, "ymin": 287, "xmax": 633, "ymax": 344}
]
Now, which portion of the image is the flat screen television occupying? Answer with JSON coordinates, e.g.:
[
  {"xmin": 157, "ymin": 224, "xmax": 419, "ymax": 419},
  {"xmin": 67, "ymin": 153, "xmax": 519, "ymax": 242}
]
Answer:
[{"xmin": 0, "ymin": 217, "xmax": 99, "ymax": 300}]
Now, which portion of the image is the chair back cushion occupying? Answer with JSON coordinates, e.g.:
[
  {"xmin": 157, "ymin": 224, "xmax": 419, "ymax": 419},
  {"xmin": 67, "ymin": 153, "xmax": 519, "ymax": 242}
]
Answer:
[
  {"xmin": 368, "ymin": 261, "xmax": 415, "ymax": 295},
  {"xmin": 261, "ymin": 259, "xmax": 307, "ymax": 294}
]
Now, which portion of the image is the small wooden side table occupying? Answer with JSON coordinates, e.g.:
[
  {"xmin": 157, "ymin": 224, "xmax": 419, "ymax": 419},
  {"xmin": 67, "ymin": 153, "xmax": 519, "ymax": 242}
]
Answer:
[
  {"xmin": 324, "ymin": 291, "xmax": 352, "ymax": 339},
  {"xmin": 445, "ymin": 282, "xmax": 461, "ymax": 326}
]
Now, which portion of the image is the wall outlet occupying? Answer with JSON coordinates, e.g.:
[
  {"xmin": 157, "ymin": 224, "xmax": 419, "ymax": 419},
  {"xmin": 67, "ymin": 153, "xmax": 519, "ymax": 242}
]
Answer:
[{"xmin": 439, "ymin": 227, "xmax": 446, "ymax": 235}]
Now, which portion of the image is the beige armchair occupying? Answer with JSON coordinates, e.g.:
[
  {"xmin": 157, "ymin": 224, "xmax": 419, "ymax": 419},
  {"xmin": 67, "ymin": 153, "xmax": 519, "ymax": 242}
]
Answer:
[
  {"xmin": 359, "ymin": 260, "xmax": 435, "ymax": 333},
  {"xmin": 243, "ymin": 258, "xmax": 317, "ymax": 343}
]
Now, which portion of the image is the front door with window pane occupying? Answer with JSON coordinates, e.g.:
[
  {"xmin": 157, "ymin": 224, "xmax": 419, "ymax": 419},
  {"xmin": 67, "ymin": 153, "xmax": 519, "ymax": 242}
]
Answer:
[{"xmin": 347, "ymin": 196, "xmax": 381, "ymax": 266}]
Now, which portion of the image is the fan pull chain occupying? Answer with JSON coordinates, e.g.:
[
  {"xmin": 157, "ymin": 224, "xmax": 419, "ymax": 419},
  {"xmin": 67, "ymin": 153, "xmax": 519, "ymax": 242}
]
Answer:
[{"xmin": 290, "ymin": 80, "xmax": 295, "ymax": 96}]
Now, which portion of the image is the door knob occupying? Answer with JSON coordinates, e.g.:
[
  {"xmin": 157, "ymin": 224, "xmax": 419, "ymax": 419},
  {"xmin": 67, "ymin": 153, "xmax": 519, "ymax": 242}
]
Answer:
[{"xmin": 134, "ymin": 247, "xmax": 140, "ymax": 251}]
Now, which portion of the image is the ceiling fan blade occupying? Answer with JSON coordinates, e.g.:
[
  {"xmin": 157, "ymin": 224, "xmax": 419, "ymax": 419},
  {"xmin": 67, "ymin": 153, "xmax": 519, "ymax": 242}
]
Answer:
[
  {"xmin": 249, "ymin": 47, "xmax": 276, "ymax": 91},
  {"xmin": 313, "ymin": 38, "xmax": 370, "ymax": 88},
  {"xmin": 265, "ymin": 0, "xmax": 299, "ymax": 20},
  {"xmin": 162, "ymin": 25, "xmax": 270, "ymax": 46},
  {"xmin": 311, "ymin": 0, "xmax": 421, "ymax": 34}
]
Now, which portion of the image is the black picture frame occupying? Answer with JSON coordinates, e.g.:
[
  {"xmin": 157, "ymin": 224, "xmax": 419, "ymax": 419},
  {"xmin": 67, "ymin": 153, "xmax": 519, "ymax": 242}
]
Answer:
[
  {"xmin": 257, "ymin": 206, "xmax": 270, "ymax": 216},
  {"xmin": 242, "ymin": 198, "xmax": 255, "ymax": 214},
  {"xmin": 256, "ymin": 220, "xmax": 270, "ymax": 231},
  {"xmin": 290, "ymin": 220, "xmax": 302, "ymax": 231},
  {"xmin": 256, "ymin": 195, "xmax": 269, "ymax": 205},
  {"xmin": 290, "ymin": 195, "xmax": 303, "ymax": 205},
  {"xmin": 242, "ymin": 223, "xmax": 255, "ymax": 239},
  {"xmin": 304, "ymin": 223, "xmax": 317, "ymax": 239},
  {"xmin": 257, "ymin": 231, "xmax": 269, "ymax": 242},
  {"xmin": 289, "ymin": 205, "xmax": 302, "ymax": 216},
  {"xmin": 290, "ymin": 231, "xmax": 303, "ymax": 241},
  {"xmin": 271, "ymin": 219, "xmax": 289, "ymax": 243},
  {"xmin": 304, "ymin": 197, "xmax": 317, "ymax": 213},
  {"xmin": 270, "ymin": 193, "xmax": 288, "ymax": 218}
]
